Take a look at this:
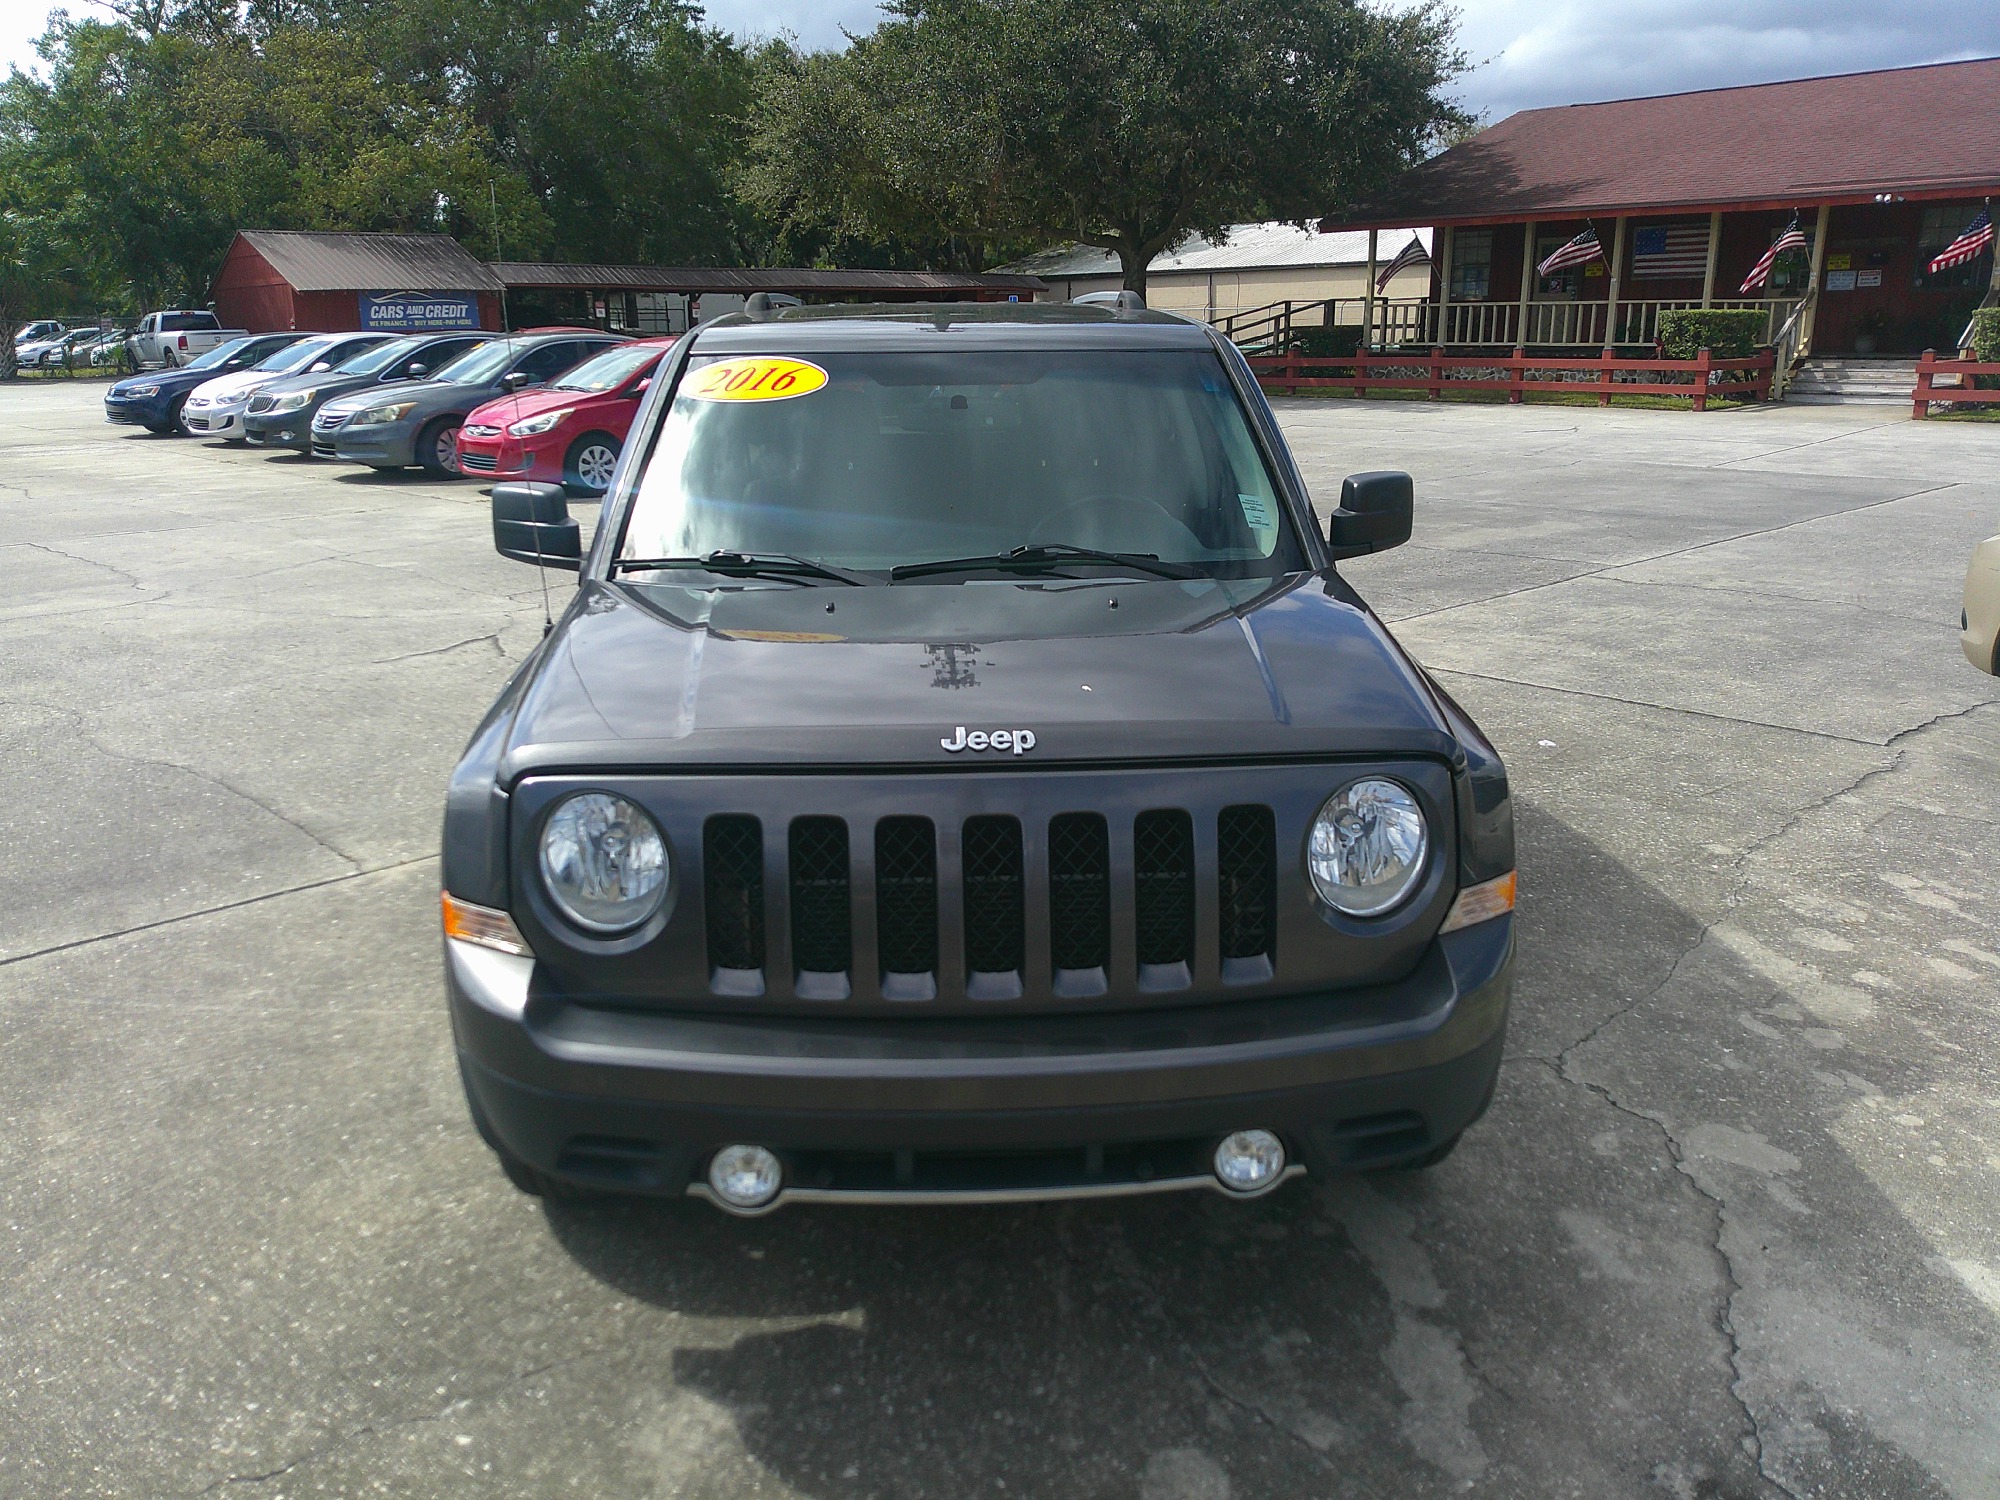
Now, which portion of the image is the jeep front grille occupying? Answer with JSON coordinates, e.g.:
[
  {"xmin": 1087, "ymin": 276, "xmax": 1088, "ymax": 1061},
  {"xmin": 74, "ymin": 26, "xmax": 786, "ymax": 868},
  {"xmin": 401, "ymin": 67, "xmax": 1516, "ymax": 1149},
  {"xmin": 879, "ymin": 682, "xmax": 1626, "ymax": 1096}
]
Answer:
[
  {"xmin": 874, "ymin": 816, "xmax": 938, "ymax": 995},
  {"xmin": 1048, "ymin": 812, "xmax": 1109, "ymax": 990},
  {"xmin": 694, "ymin": 805, "xmax": 1278, "ymax": 1007},
  {"xmin": 788, "ymin": 816, "xmax": 852, "ymax": 998},
  {"xmin": 703, "ymin": 814, "xmax": 765, "ymax": 991}
]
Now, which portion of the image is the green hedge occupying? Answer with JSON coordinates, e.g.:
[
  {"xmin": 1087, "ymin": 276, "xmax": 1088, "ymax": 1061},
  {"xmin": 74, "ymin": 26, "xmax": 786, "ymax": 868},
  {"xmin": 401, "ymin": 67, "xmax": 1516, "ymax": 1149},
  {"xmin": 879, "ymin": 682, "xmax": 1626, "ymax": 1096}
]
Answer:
[
  {"xmin": 1972, "ymin": 308, "xmax": 2000, "ymax": 363},
  {"xmin": 1656, "ymin": 309, "xmax": 1766, "ymax": 359},
  {"xmin": 1289, "ymin": 325, "xmax": 1362, "ymax": 359}
]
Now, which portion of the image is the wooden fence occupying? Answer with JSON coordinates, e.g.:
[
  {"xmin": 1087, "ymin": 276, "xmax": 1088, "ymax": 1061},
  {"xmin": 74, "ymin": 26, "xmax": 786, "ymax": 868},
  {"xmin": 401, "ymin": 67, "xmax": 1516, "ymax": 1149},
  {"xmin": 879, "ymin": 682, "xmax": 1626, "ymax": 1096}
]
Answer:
[
  {"xmin": 1911, "ymin": 350, "xmax": 2000, "ymax": 419},
  {"xmin": 1247, "ymin": 347, "xmax": 1775, "ymax": 411}
]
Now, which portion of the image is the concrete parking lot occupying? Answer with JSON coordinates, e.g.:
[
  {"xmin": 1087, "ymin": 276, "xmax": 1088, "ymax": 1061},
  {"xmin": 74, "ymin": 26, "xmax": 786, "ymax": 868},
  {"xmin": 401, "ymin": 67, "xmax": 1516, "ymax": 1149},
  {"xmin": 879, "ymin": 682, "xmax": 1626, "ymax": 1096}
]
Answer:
[{"xmin": 3, "ymin": 379, "xmax": 1996, "ymax": 1499}]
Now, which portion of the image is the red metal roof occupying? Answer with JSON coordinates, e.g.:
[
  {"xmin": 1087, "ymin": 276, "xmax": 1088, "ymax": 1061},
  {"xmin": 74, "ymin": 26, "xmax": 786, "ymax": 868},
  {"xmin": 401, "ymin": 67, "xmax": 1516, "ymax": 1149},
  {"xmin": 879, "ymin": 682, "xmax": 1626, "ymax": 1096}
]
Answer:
[{"xmin": 1323, "ymin": 58, "xmax": 2000, "ymax": 230}]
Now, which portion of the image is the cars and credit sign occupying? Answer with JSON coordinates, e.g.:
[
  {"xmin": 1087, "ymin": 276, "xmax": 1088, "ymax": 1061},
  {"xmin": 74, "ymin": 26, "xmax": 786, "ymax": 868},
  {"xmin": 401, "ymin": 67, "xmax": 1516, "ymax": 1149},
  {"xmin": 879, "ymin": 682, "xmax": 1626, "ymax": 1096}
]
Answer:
[{"xmin": 360, "ymin": 291, "xmax": 481, "ymax": 331}]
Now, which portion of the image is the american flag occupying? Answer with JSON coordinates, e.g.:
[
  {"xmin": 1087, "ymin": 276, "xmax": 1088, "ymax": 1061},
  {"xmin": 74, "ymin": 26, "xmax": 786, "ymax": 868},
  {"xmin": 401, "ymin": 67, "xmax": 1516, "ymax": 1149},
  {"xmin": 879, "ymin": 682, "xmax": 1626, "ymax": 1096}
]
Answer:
[
  {"xmin": 1739, "ymin": 219, "xmax": 1808, "ymax": 293},
  {"xmin": 1631, "ymin": 223, "xmax": 1711, "ymax": 279},
  {"xmin": 1929, "ymin": 209, "xmax": 1994, "ymax": 274},
  {"xmin": 1537, "ymin": 226, "xmax": 1603, "ymax": 278},
  {"xmin": 1375, "ymin": 235, "xmax": 1429, "ymax": 292}
]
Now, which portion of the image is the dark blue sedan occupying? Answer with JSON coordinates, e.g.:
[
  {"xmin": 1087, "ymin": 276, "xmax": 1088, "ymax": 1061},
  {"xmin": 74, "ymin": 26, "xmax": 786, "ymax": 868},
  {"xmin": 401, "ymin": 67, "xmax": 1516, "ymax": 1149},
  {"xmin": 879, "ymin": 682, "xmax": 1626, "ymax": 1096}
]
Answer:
[{"xmin": 103, "ymin": 333, "xmax": 310, "ymax": 434}]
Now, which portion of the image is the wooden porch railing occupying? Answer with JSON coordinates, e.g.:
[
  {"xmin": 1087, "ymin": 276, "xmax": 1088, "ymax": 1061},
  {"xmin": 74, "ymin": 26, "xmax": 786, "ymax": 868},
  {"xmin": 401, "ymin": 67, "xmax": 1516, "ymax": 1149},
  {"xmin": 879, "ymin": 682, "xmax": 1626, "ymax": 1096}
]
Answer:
[
  {"xmin": 1911, "ymin": 350, "xmax": 2000, "ymax": 418},
  {"xmin": 1247, "ymin": 347, "xmax": 1775, "ymax": 410},
  {"xmin": 1220, "ymin": 296, "xmax": 1799, "ymax": 353}
]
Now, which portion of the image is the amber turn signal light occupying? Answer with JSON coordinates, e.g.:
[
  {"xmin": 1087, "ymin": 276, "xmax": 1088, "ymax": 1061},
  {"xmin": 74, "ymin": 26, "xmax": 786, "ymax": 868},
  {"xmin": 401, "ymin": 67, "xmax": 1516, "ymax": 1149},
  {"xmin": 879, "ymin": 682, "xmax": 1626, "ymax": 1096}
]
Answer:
[
  {"xmin": 441, "ymin": 891, "xmax": 534, "ymax": 957},
  {"xmin": 1438, "ymin": 870, "xmax": 1516, "ymax": 934}
]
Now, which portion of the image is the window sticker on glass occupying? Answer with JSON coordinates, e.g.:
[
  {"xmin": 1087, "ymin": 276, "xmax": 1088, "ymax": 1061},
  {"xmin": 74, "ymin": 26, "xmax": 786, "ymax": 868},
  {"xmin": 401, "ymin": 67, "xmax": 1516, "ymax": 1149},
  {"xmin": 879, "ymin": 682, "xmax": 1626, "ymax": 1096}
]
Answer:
[
  {"xmin": 682, "ymin": 356, "xmax": 828, "ymax": 402},
  {"xmin": 1238, "ymin": 492, "xmax": 1277, "ymax": 535}
]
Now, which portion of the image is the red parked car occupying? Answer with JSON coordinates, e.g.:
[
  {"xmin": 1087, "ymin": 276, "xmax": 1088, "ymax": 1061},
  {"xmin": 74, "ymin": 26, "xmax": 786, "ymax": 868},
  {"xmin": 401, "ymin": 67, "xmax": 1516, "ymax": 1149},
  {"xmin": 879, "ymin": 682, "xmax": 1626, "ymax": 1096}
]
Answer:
[{"xmin": 455, "ymin": 336, "xmax": 676, "ymax": 494}]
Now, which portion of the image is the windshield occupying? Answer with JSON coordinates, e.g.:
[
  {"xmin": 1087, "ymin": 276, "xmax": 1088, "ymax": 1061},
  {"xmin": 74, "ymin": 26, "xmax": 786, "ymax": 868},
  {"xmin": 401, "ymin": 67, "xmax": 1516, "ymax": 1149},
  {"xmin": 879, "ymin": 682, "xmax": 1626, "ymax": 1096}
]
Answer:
[
  {"xmin": 188, "ymin": 336, "xmax": 266, "ymax": 370},
  {"xmin": 430, "ymin": 339, "xmax": 528, "ymax": 385},
  {"xmin": 555, "ymin": 343, "xmax": 660, "ymax": 393},
  {"xmin": 617, "ymin": 349, "xmax": 1300, "ymax": 579},
  {"xmin": 256, "ymin": 336, "xmax": 340, "ymax": 374},
  {"xmin": 335, "ymin": 335, "xmax": 423, "ymax": 375}
]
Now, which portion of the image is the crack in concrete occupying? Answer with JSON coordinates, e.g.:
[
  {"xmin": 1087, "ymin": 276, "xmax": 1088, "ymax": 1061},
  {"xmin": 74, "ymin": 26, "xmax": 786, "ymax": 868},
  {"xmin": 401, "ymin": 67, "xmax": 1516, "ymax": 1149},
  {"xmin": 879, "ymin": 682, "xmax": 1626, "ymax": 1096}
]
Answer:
[
  {"xmin": 0, "ymin": 855, "xmax": 437, "ymax": 970},
  {"xmin": 1524, "ymin": 700, "xmax": 2000, "ymax": 1499},
  {"xmin": 1541, "ymin": 1059, "xmax": 1801, "ymax": 1500},
  {"xmin": 3, "ymin": 538, "xmax": 160, "ymax": 595},
  {"xmin": 1428, "ymin": 666, "xmax": 1885, "ymax": 745},
  {"xmin": 181, "ymin": 1346, "xmax": 618, "ymax": 1496},
  {"xmin": 1383, "ymin": 480, "xmax": 1961, "ymax": 632},
  {"xmin": 374, "ymin": 633, "xmax": 507, "ymax": 665}
]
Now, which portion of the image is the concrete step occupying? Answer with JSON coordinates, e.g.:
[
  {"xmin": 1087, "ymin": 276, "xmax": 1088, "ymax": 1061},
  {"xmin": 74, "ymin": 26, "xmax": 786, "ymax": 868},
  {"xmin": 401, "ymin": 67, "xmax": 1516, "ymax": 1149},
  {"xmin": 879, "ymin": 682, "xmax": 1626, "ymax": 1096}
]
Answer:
[{"xmin": 1786, "ymin": 357, "xmax": 1916, "ymax": 405}]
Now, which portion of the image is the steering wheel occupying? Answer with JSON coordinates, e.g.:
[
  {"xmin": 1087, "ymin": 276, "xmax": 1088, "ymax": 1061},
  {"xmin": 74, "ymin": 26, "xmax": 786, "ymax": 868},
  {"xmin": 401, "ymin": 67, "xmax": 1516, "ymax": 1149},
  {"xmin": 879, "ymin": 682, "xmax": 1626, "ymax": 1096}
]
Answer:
[{"xmin": 1024, "ymin": 494, "xmax": 1202, "ymax": 557}]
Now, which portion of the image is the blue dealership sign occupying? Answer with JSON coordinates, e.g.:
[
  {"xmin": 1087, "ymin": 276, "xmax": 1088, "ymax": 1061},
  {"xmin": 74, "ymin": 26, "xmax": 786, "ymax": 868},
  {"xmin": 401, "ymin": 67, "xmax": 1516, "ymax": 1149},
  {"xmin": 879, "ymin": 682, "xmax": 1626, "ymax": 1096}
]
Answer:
[{"xmin": 360, "ymin": 290, "xmax": 480, "ymax": 331}]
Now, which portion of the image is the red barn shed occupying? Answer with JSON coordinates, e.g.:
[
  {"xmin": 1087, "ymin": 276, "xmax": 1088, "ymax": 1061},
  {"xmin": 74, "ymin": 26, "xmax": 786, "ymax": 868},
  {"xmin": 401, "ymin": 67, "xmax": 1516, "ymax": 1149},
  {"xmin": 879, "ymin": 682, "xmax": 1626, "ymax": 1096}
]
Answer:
[{"xmin": 210, "ymin": 231, "xmax": 504, "ymax": 334}]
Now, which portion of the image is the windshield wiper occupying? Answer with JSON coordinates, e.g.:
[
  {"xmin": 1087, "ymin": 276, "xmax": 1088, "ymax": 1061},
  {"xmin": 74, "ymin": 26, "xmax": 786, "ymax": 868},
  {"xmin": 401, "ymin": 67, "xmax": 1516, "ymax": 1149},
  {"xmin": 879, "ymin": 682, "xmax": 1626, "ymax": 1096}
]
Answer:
[
  {"xmin": 890, "ymin": 542, "xmax": 1196, "ymax": 582},
  {"xmin": 612, "ymin": 551, "xmax": 877, "ymax": 586}
]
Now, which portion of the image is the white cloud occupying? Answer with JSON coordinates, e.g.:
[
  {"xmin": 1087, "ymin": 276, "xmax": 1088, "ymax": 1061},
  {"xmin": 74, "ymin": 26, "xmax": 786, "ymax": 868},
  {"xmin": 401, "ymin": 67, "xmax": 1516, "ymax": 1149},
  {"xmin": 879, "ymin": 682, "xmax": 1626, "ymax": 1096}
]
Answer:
[{"xmin": 1444, "ymin": 1, "xmax": 2000, "ymax": 120}]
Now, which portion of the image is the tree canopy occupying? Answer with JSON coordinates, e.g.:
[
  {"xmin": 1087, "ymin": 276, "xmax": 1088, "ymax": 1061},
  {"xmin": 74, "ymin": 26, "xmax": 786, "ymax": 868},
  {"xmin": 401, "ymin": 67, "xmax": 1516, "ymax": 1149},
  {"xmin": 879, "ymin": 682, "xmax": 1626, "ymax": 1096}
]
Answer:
[
  {"xmin": 0, "ymin": 0, "xmax": 1467, "ymax": 324},
  {"xmin": 744, "ymin": 0, "xmax": 1470, "ymax": 295}
]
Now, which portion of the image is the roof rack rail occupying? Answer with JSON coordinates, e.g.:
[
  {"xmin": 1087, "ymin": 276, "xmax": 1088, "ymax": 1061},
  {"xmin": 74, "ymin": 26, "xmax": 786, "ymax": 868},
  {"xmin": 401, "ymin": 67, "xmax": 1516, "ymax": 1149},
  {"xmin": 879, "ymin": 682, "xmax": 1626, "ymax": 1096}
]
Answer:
[
  {"xmin": 1072, "ymin": 290, "xmax": 1146, "ymax": 314},
  {"xmin": 744, "ymin": 291, "xmax": 804, "ymax": 319}
]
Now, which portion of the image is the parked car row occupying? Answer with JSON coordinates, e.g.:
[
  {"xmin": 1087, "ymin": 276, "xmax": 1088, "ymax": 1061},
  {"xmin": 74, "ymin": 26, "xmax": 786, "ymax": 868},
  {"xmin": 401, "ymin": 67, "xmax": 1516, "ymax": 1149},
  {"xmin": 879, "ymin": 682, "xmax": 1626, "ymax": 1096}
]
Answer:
[
  {"xmin": 102, "ymin": 327, "xmax": 674, "ymax": 493},
  {"xmin": 13, "ymin": 323, "xmax": 128, "ymax": 369}
]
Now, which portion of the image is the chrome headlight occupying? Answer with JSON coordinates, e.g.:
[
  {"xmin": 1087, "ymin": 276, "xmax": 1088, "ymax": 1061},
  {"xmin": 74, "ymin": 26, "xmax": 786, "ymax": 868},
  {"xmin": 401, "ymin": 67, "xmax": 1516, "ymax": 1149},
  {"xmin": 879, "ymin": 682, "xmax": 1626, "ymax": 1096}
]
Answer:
[
  {"xmin": 125, "ymin": 383, "xmax": 159, "ymax": 397},
  {"xmin": 270, "ymin": 389, "xmax": 313, "ymax": 411},
  {"xmin": 1307, "ymin": 779, "xmax": 1429, "ymax": 917},
  {"xmin": 352, "ymin": 400, "xmax": 418, "ymax": 427},
  {"xmin": 538, "ymin": 792, "xmax": 669, "ymax": 933},
  {"xmin": 508, "ymin": 407, "xmax": 573, "ymax": 437}
]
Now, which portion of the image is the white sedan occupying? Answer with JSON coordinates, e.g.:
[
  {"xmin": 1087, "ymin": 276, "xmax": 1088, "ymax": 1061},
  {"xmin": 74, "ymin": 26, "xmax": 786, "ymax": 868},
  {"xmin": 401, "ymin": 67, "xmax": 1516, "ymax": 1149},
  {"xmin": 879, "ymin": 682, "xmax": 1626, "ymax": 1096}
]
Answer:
[{"xmin": 1964, "ymin": 534, "xmax": 2000, "ymax": 675}]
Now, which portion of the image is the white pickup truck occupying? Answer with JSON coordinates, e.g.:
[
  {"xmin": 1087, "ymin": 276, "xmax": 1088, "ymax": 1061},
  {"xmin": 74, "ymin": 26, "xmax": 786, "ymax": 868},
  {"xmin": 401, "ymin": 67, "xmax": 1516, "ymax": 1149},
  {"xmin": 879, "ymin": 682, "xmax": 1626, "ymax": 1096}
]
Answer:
[{"xmin": 126, "ymin": 310, "xmax": 248, "ymax": 368}]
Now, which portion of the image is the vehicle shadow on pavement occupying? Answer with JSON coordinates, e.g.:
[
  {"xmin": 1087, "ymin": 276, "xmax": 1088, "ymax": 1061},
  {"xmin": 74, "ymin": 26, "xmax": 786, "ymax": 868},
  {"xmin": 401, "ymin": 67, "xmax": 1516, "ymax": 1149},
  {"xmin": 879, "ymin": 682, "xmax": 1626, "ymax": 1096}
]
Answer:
[{"xmin": 531, "ymin": 803, "xmax": 1992, "ymax": 1499}]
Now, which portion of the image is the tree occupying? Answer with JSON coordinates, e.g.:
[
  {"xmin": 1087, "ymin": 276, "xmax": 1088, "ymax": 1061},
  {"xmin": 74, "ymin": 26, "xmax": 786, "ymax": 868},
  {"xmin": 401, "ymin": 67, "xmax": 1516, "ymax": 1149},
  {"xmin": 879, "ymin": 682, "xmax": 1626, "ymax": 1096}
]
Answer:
[{"xmin": 745, "ymin": 0, "xmax": 1470, "ymax": 295}]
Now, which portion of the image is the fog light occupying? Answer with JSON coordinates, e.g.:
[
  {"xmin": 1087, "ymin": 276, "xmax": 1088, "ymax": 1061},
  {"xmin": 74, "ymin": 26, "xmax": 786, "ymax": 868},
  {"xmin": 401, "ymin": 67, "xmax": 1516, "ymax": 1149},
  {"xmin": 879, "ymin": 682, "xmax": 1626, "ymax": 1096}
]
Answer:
[
  {"xmin": 707, "ymin": 1144, "xmax": 783, "ymax": 1211},
  {"xmin": 1213, "ymin": 1129, "xmax": 1287, "ymax": 1194}
]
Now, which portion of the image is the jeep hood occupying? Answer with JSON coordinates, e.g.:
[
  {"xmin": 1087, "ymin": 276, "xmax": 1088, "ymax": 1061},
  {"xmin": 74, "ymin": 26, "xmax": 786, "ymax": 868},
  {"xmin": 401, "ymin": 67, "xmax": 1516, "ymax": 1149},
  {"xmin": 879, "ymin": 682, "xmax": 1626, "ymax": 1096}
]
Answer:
[{"xmin": 496, "ymin": 575, "xmax": 1456, "ymax": 778}]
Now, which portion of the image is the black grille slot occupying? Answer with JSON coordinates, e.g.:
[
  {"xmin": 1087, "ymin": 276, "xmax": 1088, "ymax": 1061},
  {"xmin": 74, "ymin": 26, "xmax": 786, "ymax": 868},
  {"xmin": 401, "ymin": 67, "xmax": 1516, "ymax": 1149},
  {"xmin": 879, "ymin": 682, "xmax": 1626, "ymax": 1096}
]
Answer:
[
  {"xmin": 703, "ymin": 815, "xmax": 764, "ymax": 972},
  {"xmin": 1218, "ymin": 805, "xmax": 1276, "ymax": 965},
  {"xmin": 1047, "ymin": 813, "xmax": 1109, "ymax": 972},
  {"xmin": 875, "ymin": 817, "xmax": 938, "ymax": 978},
  {"xmin": 961, "ymin": 816, "xmax": 1024, "ymax": 979},
  {"xmin": 1133, "ymin": 809, "xmax": 1195, "ymax": 966},
  {"xmin": 788, "ymin": 817, "xmax": 851, "ymax": 976}
]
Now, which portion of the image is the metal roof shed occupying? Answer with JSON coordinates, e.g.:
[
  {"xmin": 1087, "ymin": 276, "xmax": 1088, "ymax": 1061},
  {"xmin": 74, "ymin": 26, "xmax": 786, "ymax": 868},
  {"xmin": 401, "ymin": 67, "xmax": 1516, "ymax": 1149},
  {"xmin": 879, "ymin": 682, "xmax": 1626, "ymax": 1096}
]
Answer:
[{"xmin": 211, "ymin": 231, "xmax": 504, "ymax": 334}]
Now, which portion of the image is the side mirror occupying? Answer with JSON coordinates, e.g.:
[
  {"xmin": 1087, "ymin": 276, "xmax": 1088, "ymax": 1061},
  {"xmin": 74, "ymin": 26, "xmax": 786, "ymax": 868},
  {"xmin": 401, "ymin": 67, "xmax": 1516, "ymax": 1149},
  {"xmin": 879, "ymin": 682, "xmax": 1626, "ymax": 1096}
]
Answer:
[
  {"xmin": 310, "ymin": 361, "xmax": 334, "ymax": 373},
  {"xmin": 493, "ymin": 482, "xmax": 581, "ymax": 570},
  {"xmin": 503, "ymin": 371, "xmax": 532, "ymax": 391},
  {"xmin": 1325, "ymin": 471, "xmax": 1413, "ymax": 560},
  {"xmin": 403, "ymin": 363, "xmax": 427, "ymax": 379},
  {"xmin": 629, "ymin": 377, "xmax": 651, "ymax": 396}
]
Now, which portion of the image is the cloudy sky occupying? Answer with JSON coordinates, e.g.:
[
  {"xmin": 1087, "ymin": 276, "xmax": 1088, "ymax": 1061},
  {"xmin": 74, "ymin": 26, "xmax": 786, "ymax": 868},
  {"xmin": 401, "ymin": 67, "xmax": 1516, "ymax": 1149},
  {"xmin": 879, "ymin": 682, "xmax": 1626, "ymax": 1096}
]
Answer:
[{"xmin": 3, "ymin": 0, "xmax": 1996, "ymax": 121}]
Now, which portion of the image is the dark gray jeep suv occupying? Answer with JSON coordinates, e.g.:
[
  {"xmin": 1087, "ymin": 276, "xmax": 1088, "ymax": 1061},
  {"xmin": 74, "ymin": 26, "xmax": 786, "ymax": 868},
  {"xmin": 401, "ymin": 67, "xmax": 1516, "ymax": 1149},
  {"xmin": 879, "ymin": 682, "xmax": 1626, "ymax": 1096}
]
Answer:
[{"xmin": 443, "ymin": 299, "xmax": 1515, "ymax": 1214}]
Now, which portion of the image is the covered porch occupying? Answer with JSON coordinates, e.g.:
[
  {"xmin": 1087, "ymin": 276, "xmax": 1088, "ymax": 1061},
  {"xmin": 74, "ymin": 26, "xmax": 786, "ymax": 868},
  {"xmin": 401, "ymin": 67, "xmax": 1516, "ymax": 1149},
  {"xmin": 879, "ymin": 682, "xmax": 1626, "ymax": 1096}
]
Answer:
[{"xmin": 1335, "ymin": 198, "xmax": 1991, "ymax": 362}]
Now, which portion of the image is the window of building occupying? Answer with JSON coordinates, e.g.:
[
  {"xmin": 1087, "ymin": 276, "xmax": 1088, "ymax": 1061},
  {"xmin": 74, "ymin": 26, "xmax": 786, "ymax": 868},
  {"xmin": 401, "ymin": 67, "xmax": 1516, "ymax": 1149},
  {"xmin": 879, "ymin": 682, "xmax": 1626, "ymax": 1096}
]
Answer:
[
  {"xmin": 1915, "ymin": 204, "xmax": 1990, "ymax": 291},
  {"xmin": 1450, "ymin": 231, "xmax": 1492, "ymax": 300}
]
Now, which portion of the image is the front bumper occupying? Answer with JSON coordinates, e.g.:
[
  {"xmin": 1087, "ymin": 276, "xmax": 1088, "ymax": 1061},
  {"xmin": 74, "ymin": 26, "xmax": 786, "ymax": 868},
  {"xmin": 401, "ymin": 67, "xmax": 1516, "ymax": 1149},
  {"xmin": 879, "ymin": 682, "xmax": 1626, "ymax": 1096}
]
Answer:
[
  {"xmin": 456, "ymin": 435, "xmax": 553, "ymax": 481},
  {"xmin": 243, "ymin": 410, "xmax": 315, "ymax": 449},
  {"xmin": 450, "ymin": 915, "xmax": 1513, "ymax": 1206},
  {"xmin": 104, "ymin": 399, "xmax": 162, "ymax": 427},
  {"xmin": 333, "ymin": 421, "xmax": 419, "ymax": 467},
  {"xmin": 182, "ymin": 403, "xmax": 250, "ymax": 439}
]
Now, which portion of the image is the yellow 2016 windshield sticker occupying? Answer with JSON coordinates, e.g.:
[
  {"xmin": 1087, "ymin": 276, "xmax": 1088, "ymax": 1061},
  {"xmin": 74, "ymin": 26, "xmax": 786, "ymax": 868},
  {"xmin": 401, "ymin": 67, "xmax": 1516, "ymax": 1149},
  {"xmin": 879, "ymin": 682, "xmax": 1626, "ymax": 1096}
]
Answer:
[{"xmin": 683, "ymin": 356, "xmax": 828, "ymax": 402}]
